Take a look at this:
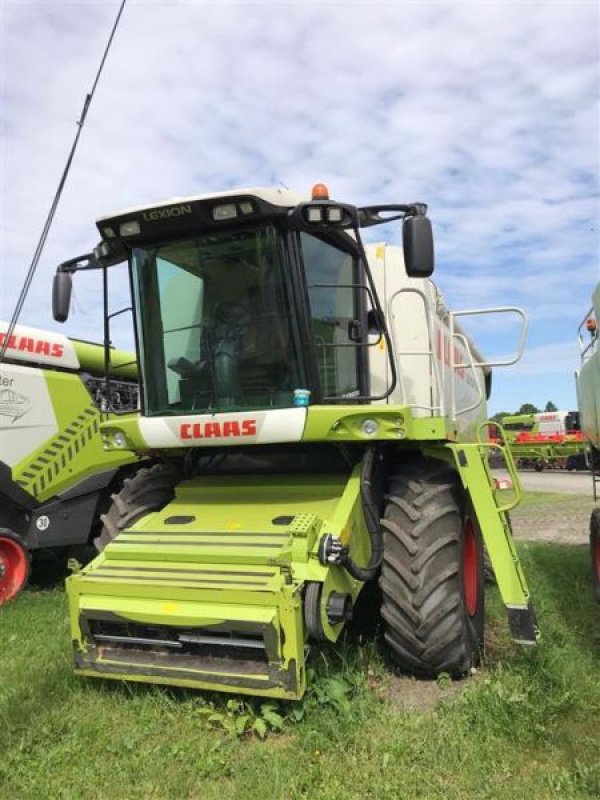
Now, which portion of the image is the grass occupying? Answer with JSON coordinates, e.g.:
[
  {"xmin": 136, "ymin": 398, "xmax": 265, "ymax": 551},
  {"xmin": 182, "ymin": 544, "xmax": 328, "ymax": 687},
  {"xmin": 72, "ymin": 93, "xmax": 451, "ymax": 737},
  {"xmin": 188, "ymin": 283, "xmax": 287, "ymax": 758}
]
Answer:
[
  {"xmin": 497, "ymin": 489, "xmax": 576, "ymax": 509},
  {"xmin": 1, "ymin": 544, "xmax": 600, "ymax": 799},
  {"xmin": 517, "ymin": 490, "xmax": 580, "ymax": 507}
]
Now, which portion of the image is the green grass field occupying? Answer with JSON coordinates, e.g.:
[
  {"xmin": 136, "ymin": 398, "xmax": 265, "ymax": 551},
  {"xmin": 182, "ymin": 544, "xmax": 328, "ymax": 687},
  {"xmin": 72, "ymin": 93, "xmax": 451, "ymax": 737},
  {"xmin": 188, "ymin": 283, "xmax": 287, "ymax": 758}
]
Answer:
[{"xmin": 1, "ymin": 540, "xmax": 599, "ymax": 799}]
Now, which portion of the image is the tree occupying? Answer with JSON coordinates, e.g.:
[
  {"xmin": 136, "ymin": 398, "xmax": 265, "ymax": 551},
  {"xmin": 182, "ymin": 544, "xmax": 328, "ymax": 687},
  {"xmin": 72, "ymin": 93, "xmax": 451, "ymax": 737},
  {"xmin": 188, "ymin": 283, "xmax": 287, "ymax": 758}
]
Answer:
[
  {"xmin": 517, "ymin": 403, "xmax": 539, "ymax": 415},
  {"xmin": 544, "ymin": 401, "xmax": 558, "ymax": 412}
]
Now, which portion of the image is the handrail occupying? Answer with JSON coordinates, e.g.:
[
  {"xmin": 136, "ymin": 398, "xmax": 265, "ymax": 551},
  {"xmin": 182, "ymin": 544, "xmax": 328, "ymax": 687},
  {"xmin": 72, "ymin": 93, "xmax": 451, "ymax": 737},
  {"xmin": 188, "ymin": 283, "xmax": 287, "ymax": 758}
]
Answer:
[
  {"xmin": 387, "ymin": 285, "xmax": 445, "ymax": 415},
  {"xmin": 577, "ymin": 305, "xmax": 596, "ymax": 361},
  {"xmin": 478, "ymin": 420, "xmax": 524, "ymax": 512},
  {"xmin": 451, "ymin": 332, "xmax": 484, "ymax": 417},
  {"xmin": 386, "ymin": 293, "xmax": 524, "ymax": 424},
  {"xmin": 450, "ymin": 306, "xmax": 528, "ymax": 368}
]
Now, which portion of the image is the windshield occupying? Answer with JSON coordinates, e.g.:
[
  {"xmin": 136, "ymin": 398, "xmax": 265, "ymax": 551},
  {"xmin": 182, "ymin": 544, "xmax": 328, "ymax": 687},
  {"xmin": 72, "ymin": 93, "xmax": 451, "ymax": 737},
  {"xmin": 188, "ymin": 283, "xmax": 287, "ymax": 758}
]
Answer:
[{"xmin": 132, "ymin": 225, "xmax": 304, "ymax": 415}]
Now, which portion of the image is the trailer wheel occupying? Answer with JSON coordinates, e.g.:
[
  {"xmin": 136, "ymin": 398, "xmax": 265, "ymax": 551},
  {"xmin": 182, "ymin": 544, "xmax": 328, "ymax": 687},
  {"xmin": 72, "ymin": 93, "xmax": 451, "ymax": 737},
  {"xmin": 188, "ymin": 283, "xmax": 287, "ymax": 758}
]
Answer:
[
  {"xmin": 95, "ymin": 463, "xmax": 179, "ymax": 552},
  {"xmin": 0, "ymin": 530, "xmax": 30, "ymax": 604},
  {"xmin": 379, "ymin": 459, "xmax": 484, "ymax": 678},
  {"xmin": 590, "ymin": 509, "xmax": 600, "ymax": 602}
]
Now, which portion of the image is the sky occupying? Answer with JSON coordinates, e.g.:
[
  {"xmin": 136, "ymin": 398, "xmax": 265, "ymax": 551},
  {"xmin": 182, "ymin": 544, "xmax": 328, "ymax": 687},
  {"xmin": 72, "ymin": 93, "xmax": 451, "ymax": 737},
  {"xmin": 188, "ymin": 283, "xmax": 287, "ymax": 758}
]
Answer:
[{"xmin": 1, "ymin": 0, "xmax": 598, "ymax": 415}]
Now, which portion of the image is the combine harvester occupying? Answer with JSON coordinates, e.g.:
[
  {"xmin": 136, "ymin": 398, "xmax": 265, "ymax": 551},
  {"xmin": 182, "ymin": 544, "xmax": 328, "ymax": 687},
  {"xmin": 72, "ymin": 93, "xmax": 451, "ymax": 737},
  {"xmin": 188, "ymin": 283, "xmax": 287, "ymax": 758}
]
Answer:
[
  {"xmin": 0, "ymin": 321, "xmax": 140, "ymax": 603},
  {"xmin": 52, "ymin": 184, "xmax": 538, "ymax": 699},
  {"xmin": 576, "ymin": 284, "xmax": 600, "ymax": 599},
  {"xmin": 498, "ymin": 410, "xmax": 585, "ymax": 471}
]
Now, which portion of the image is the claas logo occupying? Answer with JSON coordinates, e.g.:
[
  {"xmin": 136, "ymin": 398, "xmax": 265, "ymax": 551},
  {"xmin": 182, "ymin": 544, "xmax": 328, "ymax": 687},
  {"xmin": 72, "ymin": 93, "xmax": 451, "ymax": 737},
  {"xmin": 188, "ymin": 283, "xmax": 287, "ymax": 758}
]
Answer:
[
  {"xmin": 0, "ymin": 333, "xmax": 64, "ymax": 358},
  {"xmin": 179, "ymin": 419, "xmax": 257, "ymax": 439},
  {"xmin": 435, "ymin": 329, "xmax": 466, "ymax": 379}
]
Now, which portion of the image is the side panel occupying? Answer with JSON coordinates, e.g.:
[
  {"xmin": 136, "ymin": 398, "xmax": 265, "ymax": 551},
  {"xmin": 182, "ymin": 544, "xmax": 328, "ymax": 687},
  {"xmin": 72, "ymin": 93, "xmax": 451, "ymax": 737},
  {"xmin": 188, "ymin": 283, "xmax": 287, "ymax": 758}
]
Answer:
[
  {"xmin": 365, "ymin": 244, "xmax": 488, "ymax": 440},
  {"xmin": 578, "ymin": 286, "xmax": 600, "ymax": 449},
  {"xmin": 578, "ymin": 355, "xmax": 600, "ymax": 448},
  {"xmin": 5, "ymin": 366, "xmax": 138, "ymax": 505},
  {"xmin": 1, "ymin": 363, "xmax": 59, "ymax": 464},
  {"xmin": 20, "ymin": 491, "xmax": 105, "ymax": 550},
  {"xmin": 138, "ymin": 408, "xmax": 307, "ymax": 449},
  {"xmin": 0, "ymin": 320, "xmax": 79, "ymax": 369}
]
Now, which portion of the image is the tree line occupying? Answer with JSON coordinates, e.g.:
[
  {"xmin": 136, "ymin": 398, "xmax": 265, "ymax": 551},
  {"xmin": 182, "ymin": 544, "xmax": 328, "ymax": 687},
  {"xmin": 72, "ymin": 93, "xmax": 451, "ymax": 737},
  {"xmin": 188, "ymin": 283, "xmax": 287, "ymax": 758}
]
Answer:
[{"xmin": 490, "ymin": 401, "xmax": 557, "ymax": 423}]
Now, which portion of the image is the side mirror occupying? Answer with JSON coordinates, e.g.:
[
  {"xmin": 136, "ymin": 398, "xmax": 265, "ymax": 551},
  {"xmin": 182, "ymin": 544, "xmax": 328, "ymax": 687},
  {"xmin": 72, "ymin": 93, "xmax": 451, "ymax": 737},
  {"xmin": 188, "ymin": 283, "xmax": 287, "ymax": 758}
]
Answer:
[
  {"xmin": 52, "ymin": 271, "xmax": 73, "ymax": 322},
  {"xmin": 403, "ymin": 216, "xmax": 434, "ymax": 277}
]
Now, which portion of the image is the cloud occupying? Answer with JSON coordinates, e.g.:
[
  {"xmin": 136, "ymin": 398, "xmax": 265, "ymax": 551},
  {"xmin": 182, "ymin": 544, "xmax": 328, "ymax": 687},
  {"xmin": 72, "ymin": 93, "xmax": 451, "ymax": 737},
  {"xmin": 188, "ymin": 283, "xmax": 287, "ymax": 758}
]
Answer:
[
  {"xmin": 1, "ymin": 0, "xmax": 598, "ymax": 411},
  {"xmin": 497, "ymin": 340, "xmax": 580, "ymax": 378}
]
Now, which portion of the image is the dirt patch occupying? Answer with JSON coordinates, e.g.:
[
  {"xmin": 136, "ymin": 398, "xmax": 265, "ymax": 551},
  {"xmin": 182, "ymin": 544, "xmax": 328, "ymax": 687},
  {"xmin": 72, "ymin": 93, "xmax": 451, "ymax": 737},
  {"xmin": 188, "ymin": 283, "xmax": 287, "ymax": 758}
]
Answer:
[
  {"xmin": 382, "ymin": 496, "xmax": 595, "ymax": 713},
  {"xmin": 386, "ymin": 671, "xmax": 480, "ymax": 712},
  {"xmin": 510, "ymin": 496, "xmax": 596, "ymax": 545}
]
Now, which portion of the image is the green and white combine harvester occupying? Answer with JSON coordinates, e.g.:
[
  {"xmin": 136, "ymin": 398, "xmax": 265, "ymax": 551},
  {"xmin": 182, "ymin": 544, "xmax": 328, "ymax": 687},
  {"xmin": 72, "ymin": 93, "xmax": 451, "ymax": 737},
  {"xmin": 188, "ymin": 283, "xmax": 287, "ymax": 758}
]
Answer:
[
  {"xmin": 499, "ymin": 410, "xmax": 585, "ymax": 471},
  {"xmin": 0, "ymin": 321, "xmax": 140, "ymax": 603},
  {"xmin": 52, "ymin": 184, "xmax": 538, "ymax": 699},
  {"xmin": 576, "ymin": 283, "xmax": 600, "ymax": 599}
]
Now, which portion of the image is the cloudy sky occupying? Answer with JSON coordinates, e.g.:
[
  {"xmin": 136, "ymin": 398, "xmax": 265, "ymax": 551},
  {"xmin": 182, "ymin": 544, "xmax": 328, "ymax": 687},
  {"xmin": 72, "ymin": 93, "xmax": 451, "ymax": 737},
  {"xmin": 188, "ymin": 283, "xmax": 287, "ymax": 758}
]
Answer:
[{"xmin": 1, "ymin": 0, "xmax": 598, "ymax": 414}]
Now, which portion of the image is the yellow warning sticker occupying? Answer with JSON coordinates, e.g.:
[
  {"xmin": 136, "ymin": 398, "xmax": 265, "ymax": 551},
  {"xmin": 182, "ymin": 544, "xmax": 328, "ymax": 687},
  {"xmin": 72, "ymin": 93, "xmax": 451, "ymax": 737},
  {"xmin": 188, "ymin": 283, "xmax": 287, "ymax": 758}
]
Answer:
[{"xmin": 376, "ymin": 245, "xmax": 385, "ymax": 260}]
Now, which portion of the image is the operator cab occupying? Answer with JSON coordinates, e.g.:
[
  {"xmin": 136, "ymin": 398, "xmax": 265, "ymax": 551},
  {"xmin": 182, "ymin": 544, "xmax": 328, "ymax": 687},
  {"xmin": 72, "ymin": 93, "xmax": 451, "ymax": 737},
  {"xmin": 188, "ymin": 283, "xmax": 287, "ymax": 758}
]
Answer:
[
  {"xmin": 53, "ymin": 185, "xmax": 434, "ymax": 415},
  {"xmin": 132, "ymin": 219, "xmax": 364, "ymax": 416}
]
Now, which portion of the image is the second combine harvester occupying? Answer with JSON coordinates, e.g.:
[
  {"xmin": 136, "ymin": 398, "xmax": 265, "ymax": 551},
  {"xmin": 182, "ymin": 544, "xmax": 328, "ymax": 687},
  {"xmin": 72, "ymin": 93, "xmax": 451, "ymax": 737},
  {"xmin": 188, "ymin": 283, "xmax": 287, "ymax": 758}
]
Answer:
[
  {"xmin": 576, "ymin": 283, "xmax": 600, "ymax": 600},
  {"xmin": 52, "ymin": 184, "xmax": 537, "ymax": 699}
]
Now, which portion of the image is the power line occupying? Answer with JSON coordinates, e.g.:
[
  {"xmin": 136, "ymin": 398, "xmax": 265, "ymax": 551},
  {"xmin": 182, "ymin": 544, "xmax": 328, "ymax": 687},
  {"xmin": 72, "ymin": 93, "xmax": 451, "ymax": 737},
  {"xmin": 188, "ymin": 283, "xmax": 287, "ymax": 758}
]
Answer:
[{"xmin": 0, "ymin": 0, "xmax": 127, "ymax": 361}]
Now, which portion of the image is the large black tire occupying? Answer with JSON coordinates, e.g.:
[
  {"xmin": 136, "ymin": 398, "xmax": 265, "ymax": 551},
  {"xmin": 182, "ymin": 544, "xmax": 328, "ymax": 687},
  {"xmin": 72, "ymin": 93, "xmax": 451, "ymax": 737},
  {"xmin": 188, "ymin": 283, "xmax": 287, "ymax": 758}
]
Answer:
[
  {"xmin": 94, "ymin": 463, "xmax": 179, "ymax": 552},
  {"xmin": 379, "ymin": 459, "xmax": 484, "ymax": 678},
  {"xmin": 590, "ymin": 509, "xmax": 600, "ymax": 602}
]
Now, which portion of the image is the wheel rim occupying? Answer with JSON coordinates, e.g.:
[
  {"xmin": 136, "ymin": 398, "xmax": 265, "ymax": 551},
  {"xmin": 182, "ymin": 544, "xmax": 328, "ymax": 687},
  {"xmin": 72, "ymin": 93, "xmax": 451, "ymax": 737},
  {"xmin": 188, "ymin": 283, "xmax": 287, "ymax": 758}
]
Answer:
[
  {"xmin": 0, "ymin": 537, "xmax": 28, "ymax": 603},
  {"xmin": 463, "ymin": 519, "xmax": 479, "ymax": 617},
  {"xmin": 594, "ymin": 535, "xmax": 600, "ymax": 585}
]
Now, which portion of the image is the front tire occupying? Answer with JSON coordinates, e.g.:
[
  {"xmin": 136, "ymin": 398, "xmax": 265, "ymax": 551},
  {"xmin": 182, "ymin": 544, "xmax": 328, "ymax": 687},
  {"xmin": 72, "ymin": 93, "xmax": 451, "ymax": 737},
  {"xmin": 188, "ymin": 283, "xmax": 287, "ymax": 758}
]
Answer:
[
  {"xmin": 379, "ymin": 459, "xmax": 484, "ymax": 677},
  {"xmin": 95, "ymin": 463, "xmax": 179, "ymax": 552}
]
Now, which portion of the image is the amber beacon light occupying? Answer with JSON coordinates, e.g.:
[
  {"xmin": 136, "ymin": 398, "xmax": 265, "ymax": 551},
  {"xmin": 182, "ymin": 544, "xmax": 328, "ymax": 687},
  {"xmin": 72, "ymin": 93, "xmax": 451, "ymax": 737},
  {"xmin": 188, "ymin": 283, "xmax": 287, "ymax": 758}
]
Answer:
[{"xmin": 311, "ymin": 183, "xmax": 330, "ymax": 200}]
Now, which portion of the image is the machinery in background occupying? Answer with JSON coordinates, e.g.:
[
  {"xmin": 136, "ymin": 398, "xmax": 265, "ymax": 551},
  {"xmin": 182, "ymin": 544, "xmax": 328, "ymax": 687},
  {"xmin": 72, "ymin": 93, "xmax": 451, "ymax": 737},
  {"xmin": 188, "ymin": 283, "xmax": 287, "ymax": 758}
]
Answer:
[
  {"xmin": 0, "ymin": 321, "xmax": 141, "ymax": 603},
  {"xmin": 495, "ymin": 410, "xmax": 585, "ymax": 471},
  {"xmin": 575, "ymin": 285, "xmax": 600, "ymax": 599}
]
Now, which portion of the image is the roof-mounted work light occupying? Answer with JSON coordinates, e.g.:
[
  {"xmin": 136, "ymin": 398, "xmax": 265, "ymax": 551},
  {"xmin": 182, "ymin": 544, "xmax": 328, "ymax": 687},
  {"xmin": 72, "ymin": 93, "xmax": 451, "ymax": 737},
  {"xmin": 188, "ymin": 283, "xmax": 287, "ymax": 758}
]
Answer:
[{"xmin": 288, "ymin": 183, "xmax": 358, "ymax": 230}]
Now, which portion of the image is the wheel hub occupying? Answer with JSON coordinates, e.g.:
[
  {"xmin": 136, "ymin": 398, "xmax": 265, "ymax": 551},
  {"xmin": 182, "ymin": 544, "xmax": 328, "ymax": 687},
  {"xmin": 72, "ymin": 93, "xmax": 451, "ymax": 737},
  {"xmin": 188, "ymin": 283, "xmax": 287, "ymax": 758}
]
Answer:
[
  {"xmin": 463, "ymin": 518, "xmax": 479, "ymax": 617},
  {"xmin": 0, "ymin": 536, "xmax": 29, "ymax": 603}
]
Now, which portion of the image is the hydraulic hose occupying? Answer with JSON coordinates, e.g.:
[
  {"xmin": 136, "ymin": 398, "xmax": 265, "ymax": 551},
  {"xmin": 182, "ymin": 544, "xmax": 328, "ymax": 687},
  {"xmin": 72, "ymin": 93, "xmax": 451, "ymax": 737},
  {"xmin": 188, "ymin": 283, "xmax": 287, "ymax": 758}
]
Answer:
[{"xmin": 340, "ymin": 446, "xmax": 384, "ymax": 581}]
